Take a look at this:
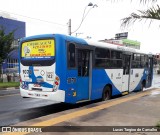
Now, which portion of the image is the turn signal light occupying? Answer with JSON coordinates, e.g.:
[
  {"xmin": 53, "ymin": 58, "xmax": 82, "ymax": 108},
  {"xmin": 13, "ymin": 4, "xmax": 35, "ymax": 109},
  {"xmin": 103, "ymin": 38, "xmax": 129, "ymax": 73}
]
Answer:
[
  {"xmin": 55, "ymin": 76, "xmax": 60, "ymax": 81},
  {"xmin": 52, "ymin": 75, "xmax": 60, "ymax": 92}
]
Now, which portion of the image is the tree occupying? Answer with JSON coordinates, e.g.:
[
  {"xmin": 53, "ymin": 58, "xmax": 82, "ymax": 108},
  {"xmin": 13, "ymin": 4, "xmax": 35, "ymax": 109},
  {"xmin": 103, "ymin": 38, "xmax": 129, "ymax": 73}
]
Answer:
[
  {"xmin": 0, "ymin": 26, "xmax": 15, "ymax": 79},
  {"xmin": 120, "ymin": 0, "xmax": 159, "ymax": 28}
]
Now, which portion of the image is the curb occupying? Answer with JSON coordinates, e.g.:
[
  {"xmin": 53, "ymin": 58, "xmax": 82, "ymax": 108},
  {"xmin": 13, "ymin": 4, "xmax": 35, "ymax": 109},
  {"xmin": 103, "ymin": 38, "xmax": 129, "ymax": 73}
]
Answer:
[
  {"xmin": 0, "ymin": 87, "xmax": 19, "ymax": 90},
  {"xmin": 6, "ymin": 87, "xmax": 19, "ymax": 90},
  {"xmin": 0, "ymin": 87, "xmax": 20, "ymax": 96}
]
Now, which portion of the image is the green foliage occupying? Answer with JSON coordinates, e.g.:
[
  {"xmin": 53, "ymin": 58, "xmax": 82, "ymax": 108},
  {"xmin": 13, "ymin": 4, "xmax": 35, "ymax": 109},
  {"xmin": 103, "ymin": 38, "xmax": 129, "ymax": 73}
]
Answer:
[
  {"xmin": 0, "ymin": 82, "xmax": 19, "ymax": 88},
  {"xmin": 121, "ymin": 4, "xmax": 160, "ymax": 28},
  {"xmin": 0, "ymin": 26, "xmax": 15, "ymax": 64},
  {"xmin": 111, "ymin": 0, "xmax": 159, "ymax": 28},
  {"xmin": 156, "ymin": 121, "xmax": 160, "ymax": 128},
  {"xmin": 0, "ymin": 78, "xmax": 3, "ymax": 82}
]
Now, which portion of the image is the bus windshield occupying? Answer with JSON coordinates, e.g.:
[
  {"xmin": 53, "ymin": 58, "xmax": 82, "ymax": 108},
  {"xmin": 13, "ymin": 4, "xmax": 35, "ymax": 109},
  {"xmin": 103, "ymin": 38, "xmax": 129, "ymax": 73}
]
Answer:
[{"xmin": 21, "ymin": 39, "xmax": 55, "ymax": 66}]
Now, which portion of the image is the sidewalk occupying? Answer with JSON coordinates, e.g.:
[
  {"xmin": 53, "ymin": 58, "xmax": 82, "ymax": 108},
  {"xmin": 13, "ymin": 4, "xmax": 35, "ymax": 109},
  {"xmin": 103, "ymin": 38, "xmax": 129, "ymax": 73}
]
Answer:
[{"xmin": 12, "ymin": 89, "xmax": 160, "ymax": 135}]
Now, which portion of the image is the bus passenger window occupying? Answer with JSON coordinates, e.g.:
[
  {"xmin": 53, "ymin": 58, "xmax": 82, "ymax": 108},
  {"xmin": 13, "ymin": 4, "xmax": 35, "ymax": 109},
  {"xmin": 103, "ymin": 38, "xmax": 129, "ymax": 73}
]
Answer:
[
  {"xmin": 95, "ymin": 48, "xmax": 110, "ymax": 59},
  {"xmin": 132, "ymin": 53, "xmax": 141, "ymax": 68},
  {"xmin": 111, "ymin": 51, "xmax": 122, "ymax": 59},
  {"xmin": 68, "ymin": 43, "xmax": 76, "ymax": 68},
  {"xmin": 123, "ymin": 55, "xmax": 130, "ymax": 75},
  {"xmin": 78, "ymin": 50, "xmax": 89, "ymax": 77}
]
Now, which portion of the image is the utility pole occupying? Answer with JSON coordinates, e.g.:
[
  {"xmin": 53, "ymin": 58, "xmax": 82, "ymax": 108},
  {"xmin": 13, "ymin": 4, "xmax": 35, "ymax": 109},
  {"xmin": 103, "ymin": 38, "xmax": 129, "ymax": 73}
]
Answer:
[{"xmin": 68, "ymin": 19, "xmax": 71, "ymax": 35}]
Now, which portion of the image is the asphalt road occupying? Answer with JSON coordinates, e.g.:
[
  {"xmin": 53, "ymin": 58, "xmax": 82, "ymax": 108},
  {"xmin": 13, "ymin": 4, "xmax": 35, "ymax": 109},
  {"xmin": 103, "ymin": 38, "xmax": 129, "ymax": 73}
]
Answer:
[
  {"xmin": 0, "ymin": 92, "xmax": 100, "ymax": 127},
  {"xmin": 0, "ymin": 94, "xmax": 60, "ymax": 126}
]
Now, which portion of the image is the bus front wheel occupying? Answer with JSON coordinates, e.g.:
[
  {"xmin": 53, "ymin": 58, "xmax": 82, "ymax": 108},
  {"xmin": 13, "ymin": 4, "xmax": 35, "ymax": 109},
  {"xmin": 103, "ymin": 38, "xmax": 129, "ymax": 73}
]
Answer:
[{"xmin": 102, "ymin": 86, "xmax": 112, "ymax": 101}]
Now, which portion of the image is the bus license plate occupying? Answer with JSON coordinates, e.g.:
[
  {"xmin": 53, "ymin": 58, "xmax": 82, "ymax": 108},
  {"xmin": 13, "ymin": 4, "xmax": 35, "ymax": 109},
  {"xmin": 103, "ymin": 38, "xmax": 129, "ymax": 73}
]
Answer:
[{"xmin": 35, "ymin": 93, "xmax": 40, "ymax": 97}]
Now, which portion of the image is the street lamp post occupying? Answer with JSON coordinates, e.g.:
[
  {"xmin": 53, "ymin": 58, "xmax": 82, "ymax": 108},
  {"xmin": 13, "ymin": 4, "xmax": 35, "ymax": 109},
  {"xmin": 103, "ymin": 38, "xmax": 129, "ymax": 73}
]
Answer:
[
  {"xmin": 68, "ymin": 19, "xmax": 71, "ymax": 36},
  {"xmin": 68, "ymin": 2, "xmax": 97, "ymax": 36}
]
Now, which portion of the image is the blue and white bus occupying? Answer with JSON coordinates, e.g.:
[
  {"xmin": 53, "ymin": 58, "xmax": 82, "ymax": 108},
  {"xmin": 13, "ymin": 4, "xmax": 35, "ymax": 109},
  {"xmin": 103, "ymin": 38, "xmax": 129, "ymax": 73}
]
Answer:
[{"xmin": 19, "ymin": 34, "xmax": 153, "ymax": 104}]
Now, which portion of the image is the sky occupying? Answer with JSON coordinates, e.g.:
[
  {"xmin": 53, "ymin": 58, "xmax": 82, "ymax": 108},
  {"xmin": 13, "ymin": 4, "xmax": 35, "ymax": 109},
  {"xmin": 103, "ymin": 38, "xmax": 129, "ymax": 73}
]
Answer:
[{"xmin": 0, "ymin": 0, "xmax": 160, "ymax": 54}]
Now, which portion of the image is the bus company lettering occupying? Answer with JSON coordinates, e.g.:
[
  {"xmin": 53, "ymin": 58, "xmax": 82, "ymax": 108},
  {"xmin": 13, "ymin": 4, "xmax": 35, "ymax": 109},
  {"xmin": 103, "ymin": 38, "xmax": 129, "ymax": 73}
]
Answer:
[
  {"xmin": 117, "ymin": 46, "xmax": 136, "ymax": 52},
  {"xmin": 117, "ymin": 46, "xmax": 125, "ymax": 51},
  {"xmin": 116, "ymin": 76, "xmax": 121, "ymax": 79}
]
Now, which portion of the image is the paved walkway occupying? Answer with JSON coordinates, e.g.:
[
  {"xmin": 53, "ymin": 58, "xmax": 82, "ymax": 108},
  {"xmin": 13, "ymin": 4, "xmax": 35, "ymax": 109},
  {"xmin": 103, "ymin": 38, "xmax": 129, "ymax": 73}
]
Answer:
[{"xmin": 4, "ymin": 89, "xmax": 160, "ymax": 135}]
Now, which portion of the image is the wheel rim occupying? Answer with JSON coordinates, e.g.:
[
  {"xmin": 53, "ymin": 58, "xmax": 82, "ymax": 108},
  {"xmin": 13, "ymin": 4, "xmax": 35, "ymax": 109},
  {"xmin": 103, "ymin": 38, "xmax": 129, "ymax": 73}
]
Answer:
[
  {"xmin": 141, "ymin": 83, "xmax": 143, "ymax": 91},
  {"xmin": 104, "ymin": 90, "xmax": 109, "ymax": 100}
]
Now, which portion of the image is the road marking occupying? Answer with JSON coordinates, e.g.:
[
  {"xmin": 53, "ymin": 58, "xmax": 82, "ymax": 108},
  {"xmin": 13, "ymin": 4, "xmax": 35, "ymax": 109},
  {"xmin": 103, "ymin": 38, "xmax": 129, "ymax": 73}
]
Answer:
[
  {"xmin": 0, "ymin": 94, "xmax": 20, "ymax": 98},
  {"xmin": 3, "ymin": 89, "xmax": 160, "ymax": 135}
]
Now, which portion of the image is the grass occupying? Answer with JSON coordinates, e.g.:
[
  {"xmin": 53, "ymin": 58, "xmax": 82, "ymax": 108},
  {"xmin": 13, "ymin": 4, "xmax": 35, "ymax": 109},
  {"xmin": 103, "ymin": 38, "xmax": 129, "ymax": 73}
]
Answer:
[
  {"xmin": 156, "ymin": 121, "xmax": 160, "ymax": 128},
  {"xmin": 0, "ymin": 82, "xmax": 20, "ymax": 88}
]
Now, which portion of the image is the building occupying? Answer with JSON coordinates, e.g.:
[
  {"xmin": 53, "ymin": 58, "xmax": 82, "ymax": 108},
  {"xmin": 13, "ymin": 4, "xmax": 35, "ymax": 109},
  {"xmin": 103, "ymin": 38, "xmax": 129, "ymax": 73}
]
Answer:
[
  {"xmin": 99, "ymin": 32, "xmax": 141, "ymax": 50},
  {"xmin": 0, "ymin": 15, "xmax": 26, "ymax": 75},
  {"xmin": 99, "ymin": 38, "xmax": 141, "ymax": 49}
]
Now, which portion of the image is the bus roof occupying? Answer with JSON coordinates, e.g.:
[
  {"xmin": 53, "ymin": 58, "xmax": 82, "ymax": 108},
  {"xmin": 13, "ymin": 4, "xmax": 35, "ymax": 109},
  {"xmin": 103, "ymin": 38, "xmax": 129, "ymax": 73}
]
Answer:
[
  {"xmin": 20, "ymin": 33, "xmax": 150, "ymax": 55},
  {"xmin": 62, "ymin": 34, "xmax": 149, "ymax": 55},
  {"xmin": 86, "ymin": 40, "xmax": 147, "ymax": 54},
  {"xmin": 64, "ymin": 34, "xmax": 149, "ymax": 55}
]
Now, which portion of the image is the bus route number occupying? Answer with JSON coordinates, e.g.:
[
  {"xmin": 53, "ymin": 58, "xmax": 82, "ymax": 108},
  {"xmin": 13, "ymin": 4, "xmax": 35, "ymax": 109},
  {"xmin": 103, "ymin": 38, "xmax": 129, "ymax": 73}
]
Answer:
[
  {"xmin": 46, "ymin": 72, "xmax": 54, "ymax": 81},
  {"xmin": 23, "ymin": 70, "xmax": 32, "ymax": 75}
]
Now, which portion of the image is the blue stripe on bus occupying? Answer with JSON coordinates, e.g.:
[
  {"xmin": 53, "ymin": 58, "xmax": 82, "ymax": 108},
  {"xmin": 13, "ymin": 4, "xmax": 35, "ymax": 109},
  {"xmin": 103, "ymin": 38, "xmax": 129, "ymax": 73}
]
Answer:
[
  {"xmin": 28, "ymin": 66, "xmax": 53, "ymax": 88},
  {"xmin": 92, "ymin": 69, "xmax": 121, "ymax": 99}
]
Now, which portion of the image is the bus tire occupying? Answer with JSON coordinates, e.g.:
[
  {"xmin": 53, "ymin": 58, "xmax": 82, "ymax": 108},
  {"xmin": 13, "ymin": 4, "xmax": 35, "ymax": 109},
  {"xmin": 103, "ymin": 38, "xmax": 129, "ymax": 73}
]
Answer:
[
  {"xmin": 140, "ymin": 81, "xmax": 145, "ymax": 91},
  {"xmin": 102, "ymin": 85, "xmax": 112, "ymax": 101}
]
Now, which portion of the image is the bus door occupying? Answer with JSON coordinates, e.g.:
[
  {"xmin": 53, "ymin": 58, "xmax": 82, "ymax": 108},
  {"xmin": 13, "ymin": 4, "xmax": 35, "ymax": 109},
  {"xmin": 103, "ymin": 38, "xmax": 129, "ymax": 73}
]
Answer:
[
  {"xmin": 76, "ymin": 49, "xmax": 92, "ymax": 102},
  {"xmin": 147, "ymin": 57, "xmax": 153, "ymax": 87},
  {"xmin": 122, "ymin": 54, "xmax": 131, "ymax": 92}
]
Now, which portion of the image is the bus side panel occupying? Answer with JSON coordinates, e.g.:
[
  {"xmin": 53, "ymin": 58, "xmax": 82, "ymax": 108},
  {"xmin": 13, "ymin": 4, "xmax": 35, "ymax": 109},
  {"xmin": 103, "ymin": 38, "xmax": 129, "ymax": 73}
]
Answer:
[
  {"xmin": 91, "ymin": 69, "xmax": 121, "ymax": 100},
  {"xmin": 132, "ymin": 69, "xmax": 148, "ymax": 91},
  {"xmin": 133, "ymin": 67, "xmax": 153, "ymax": 91},
  {"xmin": 105, "ymin": 69, "xmax": 123, "ymax": 93},
  {"xmin": 130, "ymin": 69, "xmax": 145, "ymax": 91},
  {"xmin": 65, "ymin": 69, "xmax": 78, "ymax": 103},
  {"xmin": 54, "ymin": 36, "xmax": 68, "ymax": 100},
  {"xmin": 54, "ymin": 35, "xmax": 82, "ymax": 104}
]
